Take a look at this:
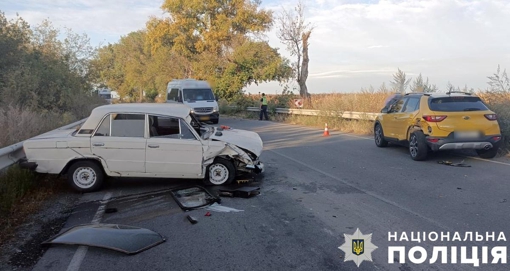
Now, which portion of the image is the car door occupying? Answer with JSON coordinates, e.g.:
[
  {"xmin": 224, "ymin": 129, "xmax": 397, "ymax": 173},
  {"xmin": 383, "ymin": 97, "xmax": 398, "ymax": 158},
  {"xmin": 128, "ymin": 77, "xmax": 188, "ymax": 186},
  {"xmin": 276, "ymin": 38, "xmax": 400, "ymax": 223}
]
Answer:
[
  {"xmin": 382, "ymin": 97, "xmax": 407, "ymax": 138},
  {"xmin": 90, "ymin": 113, "xmax": 147, "ymax": 173},
  {"xmin": 393, "ymin": 97, "xmax": 421, "ymax": 140},
  {"xmin": 145, "ymin": 114, "xmax": 203, "ymax": 178}
]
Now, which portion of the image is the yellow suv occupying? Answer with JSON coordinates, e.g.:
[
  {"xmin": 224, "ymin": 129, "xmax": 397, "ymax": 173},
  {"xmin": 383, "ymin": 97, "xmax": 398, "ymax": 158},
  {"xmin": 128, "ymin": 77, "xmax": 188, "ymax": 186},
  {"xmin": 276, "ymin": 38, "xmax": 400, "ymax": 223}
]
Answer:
[{"xmin": 374, "ymin": 92, "xmax": 502, "ymax": 160}]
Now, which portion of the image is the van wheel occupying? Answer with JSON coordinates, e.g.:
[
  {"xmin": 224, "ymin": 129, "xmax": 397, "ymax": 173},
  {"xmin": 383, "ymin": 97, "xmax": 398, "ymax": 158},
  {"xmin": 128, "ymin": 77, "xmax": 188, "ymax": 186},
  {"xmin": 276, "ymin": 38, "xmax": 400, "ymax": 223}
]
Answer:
[
  {"xmin": 204, "ymin": 158, "xmax": 235, "ymax": 186},
  {"xmin": 67, "ymin": 161, "xmax": 104, "ymax": 192},
  {"xmin": 409, "ymin": 131, "xmax": 428, "ymax": 161}
]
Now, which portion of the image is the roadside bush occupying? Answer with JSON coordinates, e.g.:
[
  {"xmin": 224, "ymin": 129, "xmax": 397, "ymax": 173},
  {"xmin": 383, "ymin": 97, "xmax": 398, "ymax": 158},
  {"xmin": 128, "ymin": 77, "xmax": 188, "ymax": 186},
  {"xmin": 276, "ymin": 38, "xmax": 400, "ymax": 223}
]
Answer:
[
  {"xmin": 0, "ymin": 166, "xmax": 35, "ymax": 218},
  {"xmin": 478, "ymin": 91, "xmax": 510, "ymax": 151}
]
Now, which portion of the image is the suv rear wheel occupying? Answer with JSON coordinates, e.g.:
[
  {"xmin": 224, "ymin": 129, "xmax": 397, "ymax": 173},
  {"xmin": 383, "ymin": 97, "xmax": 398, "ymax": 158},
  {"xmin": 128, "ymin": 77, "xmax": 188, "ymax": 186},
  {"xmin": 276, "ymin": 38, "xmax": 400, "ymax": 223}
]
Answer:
[
  {"xmin": 409, "ymin": 131, "xmax": 428, "ymax": 161},
  {"xmin": 374, "ymin": 123, "xmax": 389, "ymax": 147},
  {"xmin": 476, "ymin": 145, "xmax": 499, "ymax": 159}
]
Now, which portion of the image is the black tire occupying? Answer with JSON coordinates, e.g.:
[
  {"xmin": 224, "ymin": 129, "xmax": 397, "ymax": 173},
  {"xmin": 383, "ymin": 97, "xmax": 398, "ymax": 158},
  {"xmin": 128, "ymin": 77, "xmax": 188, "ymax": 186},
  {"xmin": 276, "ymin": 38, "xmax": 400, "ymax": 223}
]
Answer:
[
  {"xmin": 204, "ymin": 158, "xmax": 235, "ymax": 186},
  {"xmin": 409, "ymin": 131, "xmax": 428, "ymax": 161},
  {"xmin": 67, "ymin": 160, "xmax": 104, "ymax": 192},
  {"xmin": 374, "ymin": 123, "xmax": 389, "ymax": 147},
  {"xmin": 477, "ymin": 145, "xmax": 499, "ymax": 159}
]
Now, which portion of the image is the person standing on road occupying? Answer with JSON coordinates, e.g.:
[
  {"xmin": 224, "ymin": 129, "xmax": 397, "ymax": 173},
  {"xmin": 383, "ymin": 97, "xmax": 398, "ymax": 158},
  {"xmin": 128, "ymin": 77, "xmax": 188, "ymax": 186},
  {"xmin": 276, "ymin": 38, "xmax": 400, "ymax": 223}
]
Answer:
[{"xmin": 259, "ymin": 93, "xmax": 269, "ymax": 121}]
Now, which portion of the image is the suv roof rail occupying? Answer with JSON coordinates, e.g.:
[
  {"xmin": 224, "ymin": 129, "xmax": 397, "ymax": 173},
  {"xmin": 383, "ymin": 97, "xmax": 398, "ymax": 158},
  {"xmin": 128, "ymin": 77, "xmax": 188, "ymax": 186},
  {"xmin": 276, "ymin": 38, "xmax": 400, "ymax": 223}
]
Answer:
[
  {"xmin": 405, "ymin": 92, "xmax": 432, "ymax": 96},
  {"xmin": 445, "ymin": 91, "xmax": 472, "ymax": 95}
]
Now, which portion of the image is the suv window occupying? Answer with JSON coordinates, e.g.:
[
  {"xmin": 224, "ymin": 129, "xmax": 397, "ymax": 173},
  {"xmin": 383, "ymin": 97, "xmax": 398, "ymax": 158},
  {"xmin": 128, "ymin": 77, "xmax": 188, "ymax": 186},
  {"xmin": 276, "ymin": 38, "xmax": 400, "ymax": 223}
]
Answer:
[
  {"xmin": 111, "ymin": 114, "xmax": 145, "ymax": 137},
  {"xmin": 403, "ymin": 97, "xmax": 420, "ymax": 112},
  {"xmin": 390, "ymin": 98, "xmax": 407, "ymax": 113},
  {"xmin": 167, "ymin": 88, "xmax": 179, "ymax": 102},
  {"xmin": 428, "ymin": 96, "xmax": 489, "ymax": 112}
]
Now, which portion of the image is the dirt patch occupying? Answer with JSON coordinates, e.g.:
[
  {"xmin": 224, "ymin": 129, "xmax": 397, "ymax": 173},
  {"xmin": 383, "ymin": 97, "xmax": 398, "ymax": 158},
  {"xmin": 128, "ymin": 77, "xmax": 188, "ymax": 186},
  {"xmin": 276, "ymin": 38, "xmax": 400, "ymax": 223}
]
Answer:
[{"xmin": 0, "ymin": 181, "xmax": 80, "ymax": 271}]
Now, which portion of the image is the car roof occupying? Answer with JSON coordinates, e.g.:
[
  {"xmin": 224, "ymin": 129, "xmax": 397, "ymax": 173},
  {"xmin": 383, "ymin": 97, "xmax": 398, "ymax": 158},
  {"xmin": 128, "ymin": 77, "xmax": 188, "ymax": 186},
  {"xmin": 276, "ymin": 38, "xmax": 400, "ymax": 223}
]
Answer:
[
  {"xmin": 91, "ymin": 103, "xmax": 192, "ymax": 117},
  {"xmin": 77, "ymin": 103, "xmax": 192, "ymax": 134}
]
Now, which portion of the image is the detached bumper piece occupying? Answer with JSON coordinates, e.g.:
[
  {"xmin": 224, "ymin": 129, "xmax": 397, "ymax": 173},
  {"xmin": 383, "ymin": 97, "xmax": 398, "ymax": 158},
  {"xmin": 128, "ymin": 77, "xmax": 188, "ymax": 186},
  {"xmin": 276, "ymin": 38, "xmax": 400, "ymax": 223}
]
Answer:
[{"xmin": 18, "ymin": 159, "xmax": 38, "ymax": 171}]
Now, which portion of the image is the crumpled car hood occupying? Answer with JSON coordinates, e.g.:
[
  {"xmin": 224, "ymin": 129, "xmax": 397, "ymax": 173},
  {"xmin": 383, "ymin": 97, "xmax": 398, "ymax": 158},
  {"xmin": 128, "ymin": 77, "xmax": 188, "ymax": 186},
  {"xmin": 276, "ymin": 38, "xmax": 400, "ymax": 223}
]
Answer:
[{"xmin": 209, "ymin": 128, "xmax": 263, "ymax": 157}]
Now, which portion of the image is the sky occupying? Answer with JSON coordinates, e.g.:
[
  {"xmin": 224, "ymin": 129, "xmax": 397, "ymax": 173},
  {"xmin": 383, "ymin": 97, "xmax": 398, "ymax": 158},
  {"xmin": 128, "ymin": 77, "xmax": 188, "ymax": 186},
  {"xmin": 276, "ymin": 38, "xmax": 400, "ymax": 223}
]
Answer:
[{"xmin": 2, "ymin": 0, "xmax": 510, "ymax": 94}]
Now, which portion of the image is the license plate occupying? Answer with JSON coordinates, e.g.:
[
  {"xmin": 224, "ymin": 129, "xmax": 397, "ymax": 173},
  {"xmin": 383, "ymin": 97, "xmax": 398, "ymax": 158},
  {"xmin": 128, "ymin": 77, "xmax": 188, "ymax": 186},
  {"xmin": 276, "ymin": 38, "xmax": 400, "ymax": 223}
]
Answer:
[
  {"xmin": 199, "ymin": 116, "xmax": 210, "ymax": 121},
  {"xmin": 455, "ymin": 131, "xmax": 479, "ymax": 139}
]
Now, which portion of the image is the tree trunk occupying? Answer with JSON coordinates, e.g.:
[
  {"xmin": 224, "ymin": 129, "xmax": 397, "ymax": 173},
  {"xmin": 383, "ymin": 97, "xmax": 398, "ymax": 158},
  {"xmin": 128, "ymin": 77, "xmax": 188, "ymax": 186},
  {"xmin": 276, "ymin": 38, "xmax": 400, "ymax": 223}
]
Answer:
[{"xmin": 299, "ymin": 31, "xmax": 311, "ymax": 97}]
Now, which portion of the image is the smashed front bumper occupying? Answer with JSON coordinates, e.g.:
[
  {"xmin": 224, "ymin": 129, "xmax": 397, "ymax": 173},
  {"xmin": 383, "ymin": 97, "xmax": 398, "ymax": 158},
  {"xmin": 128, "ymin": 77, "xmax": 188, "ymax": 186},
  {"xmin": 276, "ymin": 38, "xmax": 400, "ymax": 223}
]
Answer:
[{"xmin": 246, "ymin": 161, "xmax": 264, "ymax": 174}]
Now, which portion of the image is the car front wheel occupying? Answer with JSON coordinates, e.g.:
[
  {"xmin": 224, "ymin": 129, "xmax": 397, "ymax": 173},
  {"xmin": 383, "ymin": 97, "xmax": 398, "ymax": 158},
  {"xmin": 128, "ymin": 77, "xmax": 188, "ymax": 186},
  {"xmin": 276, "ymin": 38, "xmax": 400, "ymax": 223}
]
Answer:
[
  {"xmin": 67, "ymin": 161, "xmax": 104, "ymax": 192},
  {"xmin": 374, "ymin": 123, "xmax": 388, "ymax": 147},
  {"xmin": 409, "ymin": 131, "xmax": 428, "ymax": 161},
  {"xmin": 204, "ymin": 158, "xmax": 235, "ymax": 186}
]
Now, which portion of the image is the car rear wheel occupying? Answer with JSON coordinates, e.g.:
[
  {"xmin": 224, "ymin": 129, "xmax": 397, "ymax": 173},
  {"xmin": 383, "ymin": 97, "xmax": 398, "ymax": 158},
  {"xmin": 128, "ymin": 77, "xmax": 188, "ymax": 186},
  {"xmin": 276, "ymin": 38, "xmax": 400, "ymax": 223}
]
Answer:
[
  {"xmin": 374, "ymin": 124, "xmax": 389, "ymax": 147},
  {"xmin": 204, "ymin": 158, "xmax": 235, "ymax": 186},
  {"xmin": 409, "ymin": 131, "xmax": 428, "ymax": 161},
  {"xmin": 476, "ymin": 146, "xmax": 499, "ymax": 159},
  {"xmin": 67, "ymin": 161, "xmax": 104, "ymax": 192}
]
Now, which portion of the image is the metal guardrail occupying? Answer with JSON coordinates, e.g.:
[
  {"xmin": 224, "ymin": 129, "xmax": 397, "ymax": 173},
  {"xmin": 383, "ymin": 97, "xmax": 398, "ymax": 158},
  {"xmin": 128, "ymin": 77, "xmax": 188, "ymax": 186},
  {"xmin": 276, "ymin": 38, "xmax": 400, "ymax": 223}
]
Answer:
[
  {"xmin": 0, "ymin": 118, "xmax": 88, "ymax": 172},
  {"xmin": 0, "ymin": 107, "xmax": 378, "ymax": 172},
  {"xmin": 246, "ymin": 107, "xmax": 378, "ymax": 121}
]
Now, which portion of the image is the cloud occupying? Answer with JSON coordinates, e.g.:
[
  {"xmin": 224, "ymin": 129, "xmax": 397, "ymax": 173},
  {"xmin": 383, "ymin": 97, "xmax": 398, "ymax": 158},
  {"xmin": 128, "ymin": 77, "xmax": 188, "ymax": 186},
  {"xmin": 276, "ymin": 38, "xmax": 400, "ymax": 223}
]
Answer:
[
  {"xmin": 248, "ymin": 0, "xmax": 510, "ymax": 93},
  {"xmin": 3, "ymin": 0, "xmax": 164, "ymax": 45}
]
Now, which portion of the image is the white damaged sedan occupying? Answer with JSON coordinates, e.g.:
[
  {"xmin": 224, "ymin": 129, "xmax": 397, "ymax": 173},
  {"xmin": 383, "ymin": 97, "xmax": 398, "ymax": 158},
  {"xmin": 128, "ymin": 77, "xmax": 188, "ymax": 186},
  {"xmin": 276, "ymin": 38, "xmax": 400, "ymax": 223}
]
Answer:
[{"xmin": 21, "ymin": 103, "xmax": 264, "ymax": 192}]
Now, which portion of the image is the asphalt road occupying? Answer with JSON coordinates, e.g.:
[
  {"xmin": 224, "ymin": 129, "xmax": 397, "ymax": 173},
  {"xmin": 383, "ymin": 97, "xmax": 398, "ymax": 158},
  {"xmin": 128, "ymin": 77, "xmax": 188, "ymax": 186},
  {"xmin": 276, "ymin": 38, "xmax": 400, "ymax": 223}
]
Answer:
[{"xmin": 31, "ymin": 117, "xmax": 510, "ymax": 271}]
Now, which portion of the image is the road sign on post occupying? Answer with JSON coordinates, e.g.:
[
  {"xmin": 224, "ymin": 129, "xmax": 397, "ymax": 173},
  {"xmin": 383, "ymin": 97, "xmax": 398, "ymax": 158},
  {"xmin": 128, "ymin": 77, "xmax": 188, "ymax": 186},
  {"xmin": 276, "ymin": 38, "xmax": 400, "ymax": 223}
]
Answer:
[{"xmin": 294, "ymin": 99, "xmax": 303, "ymax": 108}]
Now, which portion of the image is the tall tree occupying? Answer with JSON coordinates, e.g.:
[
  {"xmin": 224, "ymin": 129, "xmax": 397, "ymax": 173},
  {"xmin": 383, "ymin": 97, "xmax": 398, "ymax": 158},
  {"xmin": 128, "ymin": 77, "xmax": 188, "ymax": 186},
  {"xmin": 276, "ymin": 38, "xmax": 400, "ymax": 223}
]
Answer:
[
  {"xmin": 390, "ymin": 68, "xmax": 412, "ymax": 94},
  {"xmin": 276, "ymin": 0, "xmax": 313, "ymax": 97},
  {"xmin": 142, "ymin": 0, "xmax": 290, "ymax": 99},
  {"xmin": 487, "ymin": 65, "xmax": 510, "ymax": 92},
  {"xmin": 410, "ymin": 73, "xmax": 437, "ymax": 93}
]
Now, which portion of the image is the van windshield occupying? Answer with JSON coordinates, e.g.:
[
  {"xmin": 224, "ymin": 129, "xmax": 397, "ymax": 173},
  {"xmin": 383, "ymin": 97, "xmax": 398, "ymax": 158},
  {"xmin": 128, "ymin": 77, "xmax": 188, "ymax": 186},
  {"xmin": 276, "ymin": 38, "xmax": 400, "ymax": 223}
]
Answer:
[{"xmin": 183, "ymin": 89, "xmax": 215, "ymax": 102}]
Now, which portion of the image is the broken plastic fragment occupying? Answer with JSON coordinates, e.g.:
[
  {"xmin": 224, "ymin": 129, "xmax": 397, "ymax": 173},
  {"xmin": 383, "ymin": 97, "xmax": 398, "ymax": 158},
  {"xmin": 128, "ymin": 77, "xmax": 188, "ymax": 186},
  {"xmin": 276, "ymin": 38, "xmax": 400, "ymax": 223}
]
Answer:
[
  {"xmin": 42, "ymin": 224, "xmax": 165, "ymax": 255},
  {"xmin": 206, "ymin": 202, "xmax": 244, "ymax": 213}
]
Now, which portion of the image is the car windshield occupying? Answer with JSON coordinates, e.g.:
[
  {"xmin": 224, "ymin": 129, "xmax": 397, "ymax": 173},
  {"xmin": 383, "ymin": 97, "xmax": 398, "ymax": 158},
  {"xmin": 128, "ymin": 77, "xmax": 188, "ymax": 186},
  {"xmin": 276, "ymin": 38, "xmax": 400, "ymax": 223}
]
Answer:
[
  {"xmin": 428, "ymin": 96, "xmax": 489, "ymax": 112},
  {"xmin": 183, "ymin": 89, "xmax": 215, "ymax": 102}
]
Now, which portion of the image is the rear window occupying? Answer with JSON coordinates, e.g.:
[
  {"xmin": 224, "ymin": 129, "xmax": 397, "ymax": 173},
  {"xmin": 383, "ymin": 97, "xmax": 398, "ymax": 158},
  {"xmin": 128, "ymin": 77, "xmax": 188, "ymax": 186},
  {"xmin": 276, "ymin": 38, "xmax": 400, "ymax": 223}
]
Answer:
[{"xmin": 428, "ymin": 96, "xmax": 489, "ymax": 112}]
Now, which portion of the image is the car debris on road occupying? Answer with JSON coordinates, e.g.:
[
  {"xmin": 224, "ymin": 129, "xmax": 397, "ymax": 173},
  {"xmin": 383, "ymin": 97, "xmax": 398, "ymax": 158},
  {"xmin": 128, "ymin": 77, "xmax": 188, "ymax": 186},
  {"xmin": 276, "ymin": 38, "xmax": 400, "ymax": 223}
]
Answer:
[{"xmin": 437, "ymin": 160, "xmax": 471, "ymax": 167}]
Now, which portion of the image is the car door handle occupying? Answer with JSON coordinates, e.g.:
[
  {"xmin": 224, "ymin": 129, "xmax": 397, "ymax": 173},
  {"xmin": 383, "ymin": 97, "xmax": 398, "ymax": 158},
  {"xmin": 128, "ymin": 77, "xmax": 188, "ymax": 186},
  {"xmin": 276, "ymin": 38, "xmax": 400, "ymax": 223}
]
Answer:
[
  {"xmin": 93, "ymin": 143, "xmax": 104, "ymax": 146},
  {"xmin": 148, "ymin": 144, "xmax": 159, "ymax": 148}
]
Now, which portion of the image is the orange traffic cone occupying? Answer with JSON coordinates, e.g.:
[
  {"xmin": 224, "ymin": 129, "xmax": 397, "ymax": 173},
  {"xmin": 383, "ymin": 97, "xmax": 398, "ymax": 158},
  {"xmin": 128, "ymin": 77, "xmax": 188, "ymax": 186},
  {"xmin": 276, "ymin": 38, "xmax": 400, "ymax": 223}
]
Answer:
[{"xmin": 323, "ymin": 123, "xmax": 330, "ymax": 136}]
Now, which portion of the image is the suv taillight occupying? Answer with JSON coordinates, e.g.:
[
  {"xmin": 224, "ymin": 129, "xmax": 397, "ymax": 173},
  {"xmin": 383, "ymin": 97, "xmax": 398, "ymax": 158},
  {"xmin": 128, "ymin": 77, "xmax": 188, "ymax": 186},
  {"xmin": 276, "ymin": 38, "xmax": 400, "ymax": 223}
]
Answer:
[
  {"xmin": 484, "ymin": 114, "xmax": 497, "ymax": 121},
  {"xmin": 423, "ymin": 115, "xmax": 447, "ymax": 122}
]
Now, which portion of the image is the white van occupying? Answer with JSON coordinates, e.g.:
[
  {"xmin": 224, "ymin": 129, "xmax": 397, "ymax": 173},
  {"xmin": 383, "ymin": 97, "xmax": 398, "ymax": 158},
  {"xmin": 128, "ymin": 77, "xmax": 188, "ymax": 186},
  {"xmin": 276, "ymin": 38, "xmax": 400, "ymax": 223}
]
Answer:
[{"xmin": 166, "ymin": 79, "xmax": 220, "ymax": 124}]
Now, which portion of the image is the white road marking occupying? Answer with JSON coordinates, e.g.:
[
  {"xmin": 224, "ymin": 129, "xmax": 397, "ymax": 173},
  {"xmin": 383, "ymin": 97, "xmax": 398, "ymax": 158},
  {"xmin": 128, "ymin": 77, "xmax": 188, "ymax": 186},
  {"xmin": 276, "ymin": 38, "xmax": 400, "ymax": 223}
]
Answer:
[
  {"xmin": 66, "ymin": 192, "xmax": 112, "ymax": 271},
  {"xmin": 269, "ymin": 149, "xmax": 455, "ymax": 231},
  {"xmin": 259, "ymin": 120, "xmax": 510, "ymax": 166},
  {"xmin": 458, "ymin": 155, "xmax": 510, "ymax": 166}
]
